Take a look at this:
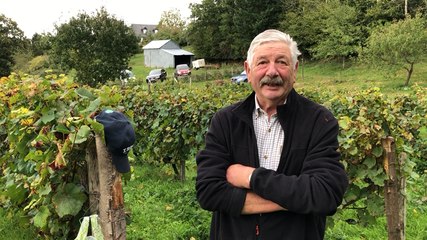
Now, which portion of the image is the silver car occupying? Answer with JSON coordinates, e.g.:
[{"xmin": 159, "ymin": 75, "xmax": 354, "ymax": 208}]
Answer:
[
  {"xmin": 231, "ymin": 71, "xmax": 247, "ymax": 84},
  {"xmin": 146, "ymin": 69, "xmax": 167, "ymax": 83}
]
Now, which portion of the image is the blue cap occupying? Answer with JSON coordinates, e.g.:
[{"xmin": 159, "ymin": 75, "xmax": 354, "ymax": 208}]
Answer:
[{"xmin": 95, "ymin": 110, "xmax": 135, "ymax": 173}]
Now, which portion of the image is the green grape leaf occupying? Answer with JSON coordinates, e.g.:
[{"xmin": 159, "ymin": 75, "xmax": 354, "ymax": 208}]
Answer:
[
  {"xmin": 52, "ymin": 183, "xmax": 87, "ymax": 217},
  {"xmin": 372, "ymin": 147, "xmax": 383, "ymax": 157},
  {"xmin": 39, "ymin": 183, "xmax": 52, "ymax": 196},
  {"xmin": 363, "ymin": 157, "xmax": 376, "ymax": 168},
  {"xmin": 75, "ymin": 88, "xmax": 96, "ymax": 100},
  {"xmin": 41, "ymin": 108, "xmax": 56, "ymax": 124},
  {"xmin": 75, "ymin": 125, "xmax": 91, "ymax": 143},
  {"xmin": 55, "ymin": 123, "xmax": 71, "ymax": 134},
  {"xmin": 33, "ymin": 206, "xmax": 50, "ymax": 229},
  {"xmin": 418, "ymin": 126, "xmax": 427, "ymax": 141}
]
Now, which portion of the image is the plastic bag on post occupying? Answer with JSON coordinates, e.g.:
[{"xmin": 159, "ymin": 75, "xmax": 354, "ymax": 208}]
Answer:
[
  {"xmin": 74, "ymin": 214, "xmax": 104, "ymax": 240},
  {"xmin": 75, "ymin": 216, "xmax": 90, "ymax": 240}
]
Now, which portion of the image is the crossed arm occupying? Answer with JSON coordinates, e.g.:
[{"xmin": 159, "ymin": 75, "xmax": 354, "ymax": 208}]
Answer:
[{"xmin": 226, "ymin": 164, "xmax": 286, "ymax": 214}]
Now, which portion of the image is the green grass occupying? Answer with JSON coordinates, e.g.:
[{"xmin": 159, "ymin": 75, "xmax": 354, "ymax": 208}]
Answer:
[
  {"xmin": 324, "ymin": 175, "xmax": 427, "ymax": 240},
  {"xmin": 295, "ymin": 59, "xmax": 427, "ymax": 96},
  {"xmin": 124, "ymin": 162, "xmax": 211, "ymax": 240},
  {"xmin": 0, "ymin": 208, "xmax": 38, "ymax": 239}
]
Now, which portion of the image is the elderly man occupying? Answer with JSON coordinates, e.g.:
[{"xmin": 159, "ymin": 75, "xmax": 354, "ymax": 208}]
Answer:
[{"xmin": 195, "ymin": 29, "xmax": 348, "ymax": 239}]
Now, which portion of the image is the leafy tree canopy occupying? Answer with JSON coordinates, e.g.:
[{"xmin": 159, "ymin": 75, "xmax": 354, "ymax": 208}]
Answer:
[
  {"xmin": 51, "ymin": 7, "xmax": 139, "ymax": 87},
  {"xmin": 361, "ymin": 14, "xmax": 427, "ymax": 86},
  {"xmin": 187, "ymin": 0, "xmax": 284, "ymax": 61},
  {"xmin": 30, "ymin": 33, "xmax": 53, "ymax": 57},
  {"xmin": 156, "ymin": 9, "xmax": 187, "ymax": 46},
  {"xmin": 188, "ymin": 0, "xmax": 427, "ymax": 62},
  {"xmin": 309, "ymin": 0, "xmax": 361, "ymax": 63},
  {"xmin": 0, "ymin": 14, "xmax": 26, "ymax": 77}
]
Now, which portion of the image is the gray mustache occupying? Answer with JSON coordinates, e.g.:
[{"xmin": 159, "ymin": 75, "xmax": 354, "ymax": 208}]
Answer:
[{"xmin": 259, "ymin": 76, "xmax": 283, "ymax": 86}]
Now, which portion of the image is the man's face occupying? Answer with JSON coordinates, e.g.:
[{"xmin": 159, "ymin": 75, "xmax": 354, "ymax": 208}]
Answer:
[{"xmin": 245, "ymin": 41, "xmax": 298, "ymax": 106}]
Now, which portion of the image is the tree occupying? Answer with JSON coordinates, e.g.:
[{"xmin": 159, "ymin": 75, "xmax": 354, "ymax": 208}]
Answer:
[
  {"xmin": 281, "ymin": 0, "xmax": 323, "ymax": 58},
  {"xmin": 51, "ymin": 7, "xmax": 139, "ymax": 87},
  {"xmin": 0, "ymin": 14, "xmax": 26, "ymax": 77},
  {"xmin": 187, "ymin": 0, "xmax": 284, "ymax": 61},
  {"xmin": 231, "ymin": 0, "xmax": 284, "ymax": 59},
  {"xmin": 282, "ymin": 0, "xmax": 361, "ymax": 63},
  {"xmin": 30, "ymin": 33, "xmax": 53, "ymax": 57},
  {"xmin": 310, "ymin": 0, "xmax": 361, "ymax": 65},
  {"xmin": 156, "ymin": 9, "xmax": 187, "ymax": 46},
  {"xmin": 187, "ymin": 0, "xmax": 227, "ymax": 60},
  {"xmin": 361, "ymin": 14, "xmax": 427, "ymax": 86}
]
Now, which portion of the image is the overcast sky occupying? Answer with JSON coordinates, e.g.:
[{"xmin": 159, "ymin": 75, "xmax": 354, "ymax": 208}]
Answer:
[{"xmin": 0, "ymin": 0, "xmax": 201, "ymax": 38}]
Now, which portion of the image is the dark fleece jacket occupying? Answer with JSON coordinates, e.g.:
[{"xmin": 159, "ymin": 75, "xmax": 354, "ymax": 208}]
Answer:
[{"xmin": 196, "ymin": 89, "xmax": 348, "ymax": 240}]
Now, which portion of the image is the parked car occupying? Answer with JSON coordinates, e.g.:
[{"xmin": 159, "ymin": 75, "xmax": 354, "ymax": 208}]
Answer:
[
  {"xmin": 146, "ymin": 68, "xmax": 167, "ymax": 83},
  {"xmin": 174, "ymin": 64, "xmax": 191, "ymax": 78},
  {"xmin": 231, "ymin": 70, "xmax": 247, "ymax": 84}
]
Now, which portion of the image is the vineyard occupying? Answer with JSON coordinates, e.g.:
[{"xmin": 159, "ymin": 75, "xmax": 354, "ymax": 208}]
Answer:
[{"xmin": 0, "ymin": 72, "xmax": 426, "ymax": 239}]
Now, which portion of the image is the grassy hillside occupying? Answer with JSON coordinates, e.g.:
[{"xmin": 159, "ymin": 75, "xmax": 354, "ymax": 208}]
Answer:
[
  {"xmin": 297, "ymin": 60, "xmax": 427, "ymax": 95},
  {"xmin": 129, "ymin": 53, "xmax": 426, "ymax": 96}
]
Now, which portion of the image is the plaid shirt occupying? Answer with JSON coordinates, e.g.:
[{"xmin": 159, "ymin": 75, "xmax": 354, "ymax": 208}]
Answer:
[{"xmin": 253, "ymin": 96, "xmax": 285, "ymax": 171}]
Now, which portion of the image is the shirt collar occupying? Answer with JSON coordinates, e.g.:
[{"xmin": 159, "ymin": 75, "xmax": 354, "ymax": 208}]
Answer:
[
  {"xmin": 254, "ymin": 94, "xmax": 287, "ymax": 117},
  {"xmin": 254, "ymin": 95, "xmax": 262, "ymax": 118}
]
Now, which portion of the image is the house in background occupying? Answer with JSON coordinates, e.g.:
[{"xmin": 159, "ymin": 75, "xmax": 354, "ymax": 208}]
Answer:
[
  {"xmin": 142, "ymin": 39, "xmax": 194, "ymax": 68},
  {"xmin": 130, "ymin": 24, "xmax": 158, "ymax": 41}
]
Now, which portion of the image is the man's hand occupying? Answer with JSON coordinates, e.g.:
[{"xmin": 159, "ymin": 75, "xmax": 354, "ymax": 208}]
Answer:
[
  {"xmin": 226, "ymin": 164, "xmax": 255, "ymax": 189},
  {"xmin": 227, "ymin": 164, "xmax": 287, "ymax": 214}
]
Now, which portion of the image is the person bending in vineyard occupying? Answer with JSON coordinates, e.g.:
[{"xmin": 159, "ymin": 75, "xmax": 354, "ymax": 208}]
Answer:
[{"xmin": 195, "ymin": 29, "xmax": 348, "ymax": 240}]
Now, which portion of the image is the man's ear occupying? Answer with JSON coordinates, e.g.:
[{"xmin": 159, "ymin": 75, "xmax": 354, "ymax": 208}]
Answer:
[
  {"xmin": 244, "ymin": 61, "xmax": 250, "ymax": 82},
  {"xmin": 293, "ymin": 61, "xmax": 299, "ymax": 83}
]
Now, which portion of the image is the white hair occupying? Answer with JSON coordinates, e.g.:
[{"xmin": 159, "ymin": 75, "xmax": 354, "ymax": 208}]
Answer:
[{"xmin": 246, "ymin": 29, "xmax": 301, "ymax": 69}]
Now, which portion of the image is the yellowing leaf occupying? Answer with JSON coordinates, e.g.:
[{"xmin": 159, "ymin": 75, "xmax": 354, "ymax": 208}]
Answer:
[
  {"xmin": 339, "ymin": 116, "xmax": 352, "ymax": 130},
  {"xmin": 20, "ymin": 118, "xmax": 34, "ymax": 126},
  {"xmin": 165, "ymin": 205, "xmax": 173, "ymax": 211}
]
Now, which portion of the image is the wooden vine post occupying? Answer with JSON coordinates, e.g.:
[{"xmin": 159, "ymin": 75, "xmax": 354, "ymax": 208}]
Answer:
[
  {"xmin": 85, "ymin": 135, "xmax": 127, "ymax": 240},
  {"xmin": 86, "ymin": 139, "xmax": 100, "ymax": 216},
  {"xmin": 382, "ymin": 136, "xmax": 406, "ymax": 240}
]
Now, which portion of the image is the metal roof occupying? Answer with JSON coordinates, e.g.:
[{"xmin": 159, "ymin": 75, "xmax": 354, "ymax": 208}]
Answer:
[
  {"xmin": 162, "ymin": 49, "xmax": 194, "ymax": 56},
  {"xmin": 142, "ymin": 40, "xmax": 172, "ymax": 49}
]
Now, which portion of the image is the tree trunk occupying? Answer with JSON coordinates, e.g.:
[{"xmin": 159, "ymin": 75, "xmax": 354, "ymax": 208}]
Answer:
[
  {"xmin": 86, "ymin": 138, "xmax": 99, "ymax": 215},
  {"xmin": 180, "ymin": 160, "xmax": 186, "ymax": 182},
  {"xmin": 405, "ymin": 63, "xmax": 413, "ymax": 86},
  {"xmin": 405, "ymin": 0, "xmax": 408, "ymax": 15},
  {"xmin": 382, "ymin": 137, "xmax": 406, "ymax": 240}
]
